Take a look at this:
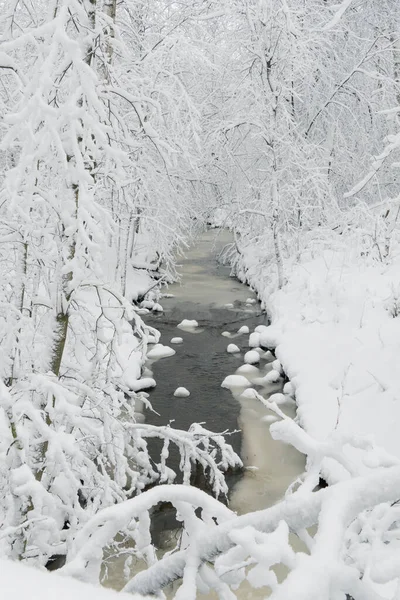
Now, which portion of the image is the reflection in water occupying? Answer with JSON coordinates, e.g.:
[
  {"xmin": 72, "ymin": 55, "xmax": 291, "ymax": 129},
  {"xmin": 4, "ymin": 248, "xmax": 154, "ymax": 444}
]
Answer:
[{"xmin": 103, "ymin": 230, "xmax": 306, "ymax": 598}]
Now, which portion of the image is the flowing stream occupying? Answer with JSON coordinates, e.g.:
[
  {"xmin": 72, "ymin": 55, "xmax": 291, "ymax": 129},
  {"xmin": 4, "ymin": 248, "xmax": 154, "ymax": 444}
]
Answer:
[{"xmin": 104, "ymin": 229, "xmax": 306, "ymax": 597}]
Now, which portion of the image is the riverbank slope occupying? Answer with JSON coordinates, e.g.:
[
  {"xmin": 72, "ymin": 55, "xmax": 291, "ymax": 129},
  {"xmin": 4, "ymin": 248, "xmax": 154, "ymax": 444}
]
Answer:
[{"xmin": 231, "ymin": 238, "xmax": 400, "ymax": 482}]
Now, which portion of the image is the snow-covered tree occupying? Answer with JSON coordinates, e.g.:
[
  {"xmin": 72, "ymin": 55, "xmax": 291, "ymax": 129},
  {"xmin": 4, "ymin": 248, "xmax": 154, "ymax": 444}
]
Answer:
[
  {"xmin": 0, "ymin": 0, "xmax": 240, "ymax": 566},
  {"xmin": 206, "ymin": 0, "xmax": 400, "ymax": 284}
]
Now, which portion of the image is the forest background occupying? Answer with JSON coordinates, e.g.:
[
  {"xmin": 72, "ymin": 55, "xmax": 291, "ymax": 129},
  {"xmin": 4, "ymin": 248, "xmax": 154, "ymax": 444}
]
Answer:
[{"xmin": 1, "ymin": 1, "xmax": 400, "ymax": 599}]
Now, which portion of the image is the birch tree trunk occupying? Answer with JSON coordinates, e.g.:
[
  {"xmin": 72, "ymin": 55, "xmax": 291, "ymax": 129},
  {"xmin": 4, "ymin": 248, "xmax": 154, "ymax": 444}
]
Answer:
[{"xmin": 50, "ymin": 0, "xmax": 97, "ymax": 380}]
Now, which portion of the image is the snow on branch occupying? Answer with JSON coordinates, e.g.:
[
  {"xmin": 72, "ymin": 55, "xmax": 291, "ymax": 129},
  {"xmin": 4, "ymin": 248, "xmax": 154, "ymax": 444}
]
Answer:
[
  {"xmin": 345, "ymin": 132, "xmax": 400, "ymax": 198},
  {"xmin": 61, "ymin": 484, "xmax": 234, "ymax": 584},
  {"xmin": 127, "ymin": 422, "xmax": 242, "ymax": 497},
  {"xmin": 320, "ymin": 0, "xmax": 355, "ymax": 32},
  {"xmin": 121, "ymin": 466, "xmax": 400, "ymax": 598}
]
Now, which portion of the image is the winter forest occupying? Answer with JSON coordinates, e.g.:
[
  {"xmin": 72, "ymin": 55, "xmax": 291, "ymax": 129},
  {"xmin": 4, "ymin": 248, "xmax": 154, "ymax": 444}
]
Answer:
[{"xmin": 1, "ymin": 0, "xmax": 400, "ymax": 598}]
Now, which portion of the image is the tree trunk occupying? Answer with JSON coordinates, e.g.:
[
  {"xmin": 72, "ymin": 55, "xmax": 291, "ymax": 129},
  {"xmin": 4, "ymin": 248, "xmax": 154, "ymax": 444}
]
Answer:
[{"xmin": 391, "ymin": 34, "xmax": 400, "ymax": 106}]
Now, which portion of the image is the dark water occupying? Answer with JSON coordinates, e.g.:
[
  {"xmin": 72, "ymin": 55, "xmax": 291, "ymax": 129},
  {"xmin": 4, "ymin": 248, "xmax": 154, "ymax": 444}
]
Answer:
[
  {"xmin": 143, "ymin": 230, "xmax": 266, "ymax": 482},
  {"xmin": 145, "ymin": 306, "xmax": 266, "ymax": 450}
]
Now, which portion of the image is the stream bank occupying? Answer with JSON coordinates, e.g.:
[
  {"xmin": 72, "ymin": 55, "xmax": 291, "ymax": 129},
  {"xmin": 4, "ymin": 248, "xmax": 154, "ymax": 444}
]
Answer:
[{"xmin": 104, "ymin": 229, "xmax": 306, "ymax": 596}]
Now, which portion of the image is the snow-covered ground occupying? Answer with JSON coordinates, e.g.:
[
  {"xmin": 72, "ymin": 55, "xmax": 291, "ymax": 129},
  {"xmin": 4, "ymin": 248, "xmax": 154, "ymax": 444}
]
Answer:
[
  {"xmin": 0, "ymin": 558, "xmax": 148, "ymax": 600},
  {"xmin": 234, "ymin": 243, "xmax": 400, "ymax": 482}
]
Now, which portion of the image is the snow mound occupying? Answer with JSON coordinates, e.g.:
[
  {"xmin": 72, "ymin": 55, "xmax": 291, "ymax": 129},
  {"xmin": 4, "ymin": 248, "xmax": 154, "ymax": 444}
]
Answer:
[
  {"xmin": 170, "ymin": 337, "xmax": 183, "ymax": 344},
  {"xmin": 244, "ymin": 350, "xmax": 260, "ymax": 364},
  {"xmin": 255, "ymin": 325, "xmax": 269, "ymax": 333},
  {"xmin": 249, "ymin": 332, "xmax": 261, "ymax": 348},
  {"xmin": 141, "ymin": 300, "xmax": 155, "ymax": 309},
  {"xmin": 283, "ymin": 381, "xmax": 295, "ymax": 397},
  {"xmin": 130, "ymin": 377, "xmax": 156, "ymax": 391},
  {"xmin": 221, "ymin": 375, "xmax": 251, "ymax": 390},
  {"xmin": 246, "ymin": 297, "xmax": 256, "ymax": 304},
  {"xmin": 272, "ymin": 359, "xmax": 283, "ymax": 373},
  {"xmin": 152, "ymin": 303, "xmax": 163, "ymax": 312},
  {"xmin": 147, "ymin": 344, "xmax": 176, "ymax": 359},
  {"xmin": 0, "ymin": 558, "xmax": 141, "ymax": 600},
  {"xmin": 174, "ymin": 387, "xmax": 190, "ymax": 397},
  {"xmin": 259, "ymin": 327, "xmax": 279, "ymax": 348},
  {"xmin": 227, "ymin": 344, "xmax": 240, "ymax": 354},
  {"xmin": 221, "ymin": 331, "xmax": 231, "ymax": 337},
  {"xmin": 238, "ymin": 325, "xmax": 250, "ymax": 334},
  {"xmin": 177, "ymin": 319, "xmax": 199, "ymax": 331},
  {"xmin": 236, "ymin": 364, "xmax": 260, "ymax": 376},
  {"xmin": 262, "ymin": 369, "xmax": 281, "ymax": 383}
]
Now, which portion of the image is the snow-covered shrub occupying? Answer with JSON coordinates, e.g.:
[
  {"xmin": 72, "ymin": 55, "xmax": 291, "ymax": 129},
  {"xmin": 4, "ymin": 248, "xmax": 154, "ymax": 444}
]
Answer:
[{"xmin": 384, "ymin": 284, "xmax": 400, "ymax": 318}]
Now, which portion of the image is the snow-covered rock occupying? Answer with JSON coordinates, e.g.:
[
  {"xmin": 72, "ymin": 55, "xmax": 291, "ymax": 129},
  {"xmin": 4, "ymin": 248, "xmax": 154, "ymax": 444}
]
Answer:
[
  {"xmin": 227, "ymin": 343, "xmax": 240, "ymax": 354},
  {"xmin": 221, "ymin": 375, "xmax": 251, "ymax": 390},
  {"xmin": 238, "ymin": 325, "xmax": 250, "ymax": 334},
  {"xmin": 236, "ymin": 364, "xmax": 260, "ymax": 376},
  {"xmin": 248, "ymin": 332, "xmax": 261, "ymax": 348},
  {"xmin": 283, "ymin": 381, "xmax": 295, "ymax": 397},
  {"xmin": 141, "ymin": 300, "xmax": 155, "ymax": 309},
  {"xmin": 174, "ymin": 387, "xmax": 190, "ymax": 397},
  {"xmin": 177, "ymin": 319, "xmax": 199, "ymax": 331},
  {"xmin": 147, "ymin": 344, "xmax": 176, "ymax": 359},
  {"xmin": 130, "ymin": 377, "xmax": 156, "ymax": 391},
  {"xmin": 255, "ymin": 325, "xmax": 269, "ymax": 333},
  {"xmin": 170, "ymin": 337, "xmax": 183, "ymax": 344},
  {"xmin": 259, "ymin": 327, "xmax": 279, "ymax": 349},
  {"xmin": 262, "ymin": 369, "xmax": 280, "ymax": 383},
  {"xmin": 244, "ymin": 350, "xmax": 260, "ymax": 364}
]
